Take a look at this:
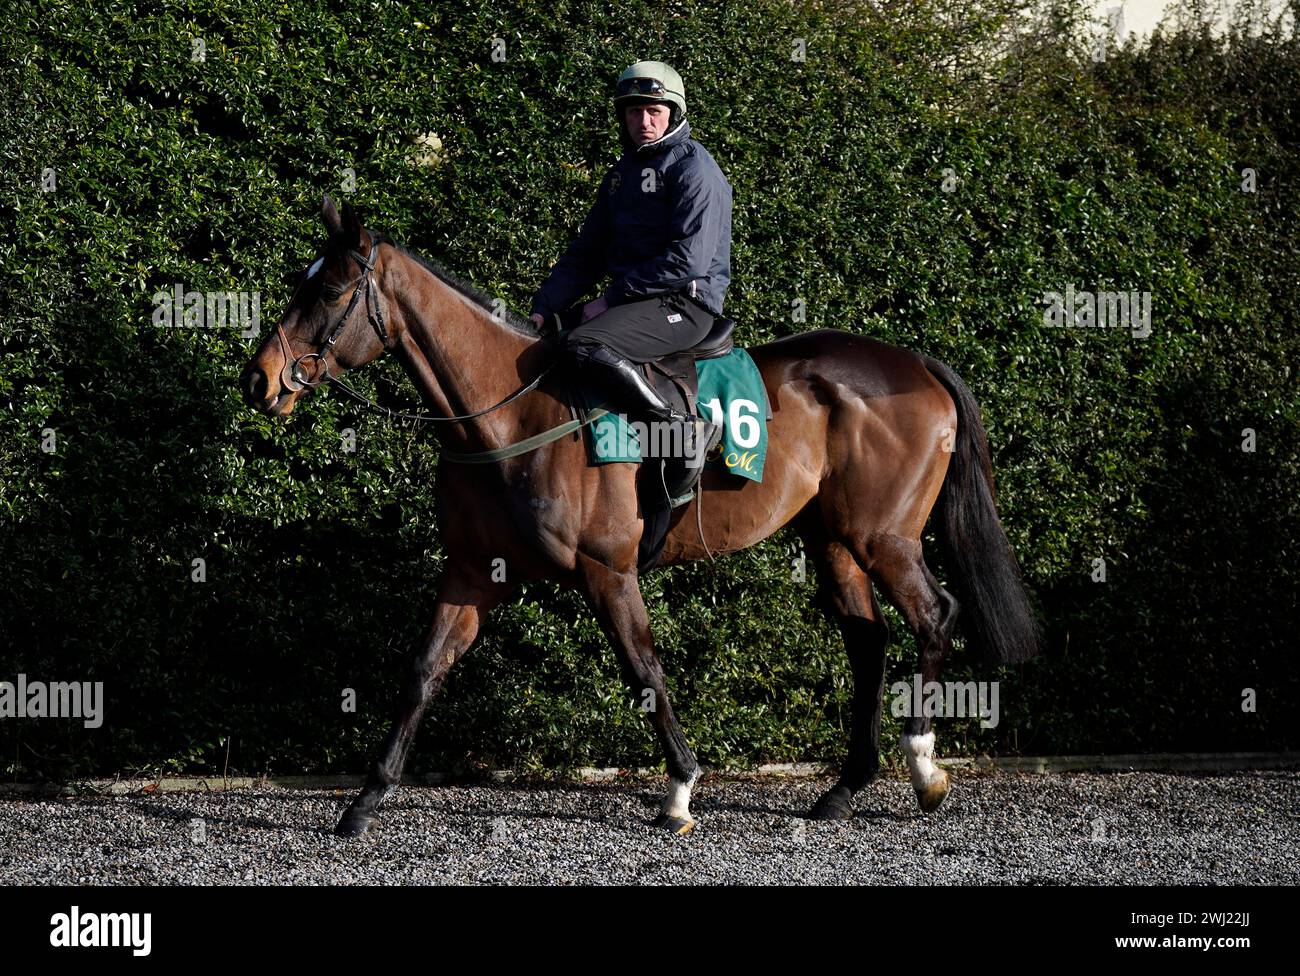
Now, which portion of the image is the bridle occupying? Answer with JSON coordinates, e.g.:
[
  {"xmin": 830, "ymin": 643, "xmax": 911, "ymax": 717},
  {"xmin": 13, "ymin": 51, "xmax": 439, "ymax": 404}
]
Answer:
[
  {"xmin": 276, "ymin": 239, "xmax": 388, "ymax": 394},
  {"xmin": 274, "ymin": 238, "xmax": 554, "ymax": 424}
]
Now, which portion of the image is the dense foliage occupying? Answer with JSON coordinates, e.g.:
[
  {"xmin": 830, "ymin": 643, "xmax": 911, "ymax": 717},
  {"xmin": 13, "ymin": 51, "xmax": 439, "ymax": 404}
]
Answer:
[{"xmin": 2, "ymin": 0, "xmax": 1296, "ymax": 779}]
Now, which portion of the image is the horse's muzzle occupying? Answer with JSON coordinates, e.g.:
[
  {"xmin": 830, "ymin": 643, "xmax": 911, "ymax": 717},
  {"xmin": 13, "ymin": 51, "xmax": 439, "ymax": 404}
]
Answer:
[{"xmin": 239, "ymin": 365, "xmax": 295, "ymax": 415}]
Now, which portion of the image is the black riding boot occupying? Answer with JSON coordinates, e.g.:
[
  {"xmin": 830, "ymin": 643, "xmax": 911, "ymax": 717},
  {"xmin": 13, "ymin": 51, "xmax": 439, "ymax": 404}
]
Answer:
[{"xmin": 571, "ymin": 340, "xmax": 722, "ymax": 507}]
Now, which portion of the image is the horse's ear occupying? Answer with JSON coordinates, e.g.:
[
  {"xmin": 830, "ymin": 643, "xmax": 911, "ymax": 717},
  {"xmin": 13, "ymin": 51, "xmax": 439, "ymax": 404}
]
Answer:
[
  {"xmin": 322, "ymin": 193, "xmax": 343, "ymax": 236},
  {"xmin": 340, "ymin": 201, "xmax": 365, "ymax": 248}
]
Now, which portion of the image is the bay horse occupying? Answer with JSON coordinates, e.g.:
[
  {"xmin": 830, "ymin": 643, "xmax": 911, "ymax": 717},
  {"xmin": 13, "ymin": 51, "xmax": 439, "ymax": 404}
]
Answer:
[{"xmin": 240, "ymin": 196, "xmax": 1039, "ymax": 837}]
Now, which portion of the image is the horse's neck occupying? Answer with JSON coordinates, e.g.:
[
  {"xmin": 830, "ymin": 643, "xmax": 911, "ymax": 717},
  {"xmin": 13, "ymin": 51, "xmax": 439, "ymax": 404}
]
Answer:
[{"xmin": 391, "ymin": 255, "xmax": 556, "ymax": 455}]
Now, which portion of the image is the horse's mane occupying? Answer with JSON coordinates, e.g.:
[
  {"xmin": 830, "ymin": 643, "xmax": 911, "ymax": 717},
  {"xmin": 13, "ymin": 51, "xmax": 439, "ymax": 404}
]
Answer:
[{"xmin": 371, "ymin": 234, "xmax": 542, "ymax": 338}]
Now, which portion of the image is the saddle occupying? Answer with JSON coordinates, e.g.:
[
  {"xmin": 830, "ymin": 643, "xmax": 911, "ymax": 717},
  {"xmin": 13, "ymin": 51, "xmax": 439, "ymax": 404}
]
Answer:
[
  {"xmin": 555, "ymin": 313, "xmax": 738, "ymax": 572},
  {"xmin": 643, "ymin": 314, "xmax": 736, "ymax": 416},
  {"xmin": 552, "ymin": 310, "xmax": 736, "ymax": 419}
]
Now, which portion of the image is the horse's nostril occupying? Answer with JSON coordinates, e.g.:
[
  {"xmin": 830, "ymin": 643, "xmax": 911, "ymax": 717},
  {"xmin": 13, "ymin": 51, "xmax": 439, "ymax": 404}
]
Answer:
[{"xmin": 241, "ymin": 367, "xmax": 268, "ymax": 404}]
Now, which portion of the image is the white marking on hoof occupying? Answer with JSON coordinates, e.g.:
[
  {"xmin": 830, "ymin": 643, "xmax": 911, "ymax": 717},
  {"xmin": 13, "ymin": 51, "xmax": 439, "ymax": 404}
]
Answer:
[
  {"xmin": 660, "ymin": 767, "xmax": 701, "ymax": 820},
  {"xmin": 901, "ymin": 732, "xmax": 945, "ymax": 790}
]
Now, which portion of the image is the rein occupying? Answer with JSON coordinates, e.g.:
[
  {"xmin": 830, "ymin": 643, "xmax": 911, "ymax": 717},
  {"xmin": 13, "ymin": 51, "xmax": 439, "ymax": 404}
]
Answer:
[{"xmin": 324, "ymin": 367, "xmax": 560, "ymax": 427}]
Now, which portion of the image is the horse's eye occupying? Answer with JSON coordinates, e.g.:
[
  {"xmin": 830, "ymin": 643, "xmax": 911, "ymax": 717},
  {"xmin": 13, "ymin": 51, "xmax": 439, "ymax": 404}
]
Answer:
[{"xmin": 322, "ymin": 286, "xmax": 345, "ymax": 302}]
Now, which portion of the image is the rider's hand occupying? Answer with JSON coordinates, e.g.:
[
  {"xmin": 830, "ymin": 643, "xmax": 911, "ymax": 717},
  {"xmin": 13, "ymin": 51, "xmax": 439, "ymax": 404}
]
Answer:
[
  {"xmin": 529, "ymin": 312, "xmax": 545, "ymax": 329},
  {"xmin": 580, "ymin": 296, "xmax": 609, "ymax": 323}
]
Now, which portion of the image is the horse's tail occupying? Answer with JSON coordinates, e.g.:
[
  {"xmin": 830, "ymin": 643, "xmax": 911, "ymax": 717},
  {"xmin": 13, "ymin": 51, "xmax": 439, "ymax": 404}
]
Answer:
[{"xmin": 923, "ymin": 356, "xmax": 1040, "ymax": 665}]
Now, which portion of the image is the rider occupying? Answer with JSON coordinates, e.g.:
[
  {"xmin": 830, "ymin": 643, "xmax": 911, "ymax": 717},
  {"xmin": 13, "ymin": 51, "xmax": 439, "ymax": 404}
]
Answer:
[{"xmin": 528, "ymin": 60, "xmax": 733, "ymax": 506}]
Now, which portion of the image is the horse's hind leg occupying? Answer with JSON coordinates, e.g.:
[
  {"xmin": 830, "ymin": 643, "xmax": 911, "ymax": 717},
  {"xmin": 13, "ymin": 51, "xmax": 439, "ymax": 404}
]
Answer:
[
  {"xmin": 802, "ymin": 539, "xmax": 890, "ymax": 821},
  {"xmin": 854, "ymin": 533, "xmax": 959, "ymax": 814},
  {"xmin": 335, "ymin": 569, "xmax": 511, "ymax": 837}
]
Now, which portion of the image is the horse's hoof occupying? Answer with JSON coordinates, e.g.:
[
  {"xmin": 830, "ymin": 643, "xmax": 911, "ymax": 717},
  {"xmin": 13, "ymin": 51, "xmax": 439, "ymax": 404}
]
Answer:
[
  {"xmin": 334, "ymin": 810, "xmax": 377, "ymax": 838},
  {"xmin": 807, "ymin": 786, "xmax": 854, "ymax": 820},
  {"xmin": 651, "ymin": 813, "xmax": 696, "ymax": 835},
  {"xmin": 915, "ymin": 770, "xmax": 951, "ymax": 814}
]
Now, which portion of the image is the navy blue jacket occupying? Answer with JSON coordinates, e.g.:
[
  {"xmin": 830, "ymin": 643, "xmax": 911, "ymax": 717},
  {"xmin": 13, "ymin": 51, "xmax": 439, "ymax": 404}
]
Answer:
[{"xmin": 530, "ymin": 118, "xmax": 733, "ymax": 319}]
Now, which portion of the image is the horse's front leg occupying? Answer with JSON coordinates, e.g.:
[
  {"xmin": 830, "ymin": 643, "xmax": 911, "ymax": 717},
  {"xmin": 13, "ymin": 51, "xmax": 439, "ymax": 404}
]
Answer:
[
  {"xmin": 576, "ymin": 556, "xmax": 702, "ymax": 835},
  {"xmin": 335, "ymin": 569, "xmax": 511, "ymax": 837}
]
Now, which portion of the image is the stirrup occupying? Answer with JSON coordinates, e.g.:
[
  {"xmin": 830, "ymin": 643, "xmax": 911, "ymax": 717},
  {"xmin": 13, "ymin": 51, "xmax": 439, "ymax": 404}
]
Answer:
[
  {"xmin": 668, "ymin": 486, "xmax": 697, "ymax": 509},
  {"xmin": 663, "ymin": 419, "xmax": 723, "ymax": 508}
]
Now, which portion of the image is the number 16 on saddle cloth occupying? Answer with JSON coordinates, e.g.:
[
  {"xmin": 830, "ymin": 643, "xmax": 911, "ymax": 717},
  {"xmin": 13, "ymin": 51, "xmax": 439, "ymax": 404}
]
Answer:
[{"xmin": 583, "ymin": 347, "xmax": 770, "ymax": 481}]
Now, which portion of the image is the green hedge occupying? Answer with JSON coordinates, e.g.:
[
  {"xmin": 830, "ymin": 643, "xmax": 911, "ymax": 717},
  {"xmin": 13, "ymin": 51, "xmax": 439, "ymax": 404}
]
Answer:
[{"xmin": 2, "ymin": 0, "xmax": 1296, "ymax": 780}]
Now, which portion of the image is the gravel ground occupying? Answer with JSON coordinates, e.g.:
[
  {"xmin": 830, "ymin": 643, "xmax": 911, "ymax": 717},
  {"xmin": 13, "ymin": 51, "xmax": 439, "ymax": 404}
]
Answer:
[{"xmin": 1, "ymin": 769, "xmax": 1296, "ymax": 885}]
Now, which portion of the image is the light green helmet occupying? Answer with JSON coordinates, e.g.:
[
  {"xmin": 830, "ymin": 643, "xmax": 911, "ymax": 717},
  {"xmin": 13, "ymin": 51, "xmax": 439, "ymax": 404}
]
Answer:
[{"xmin": 613, "ymin": 60, "xmax": 687, "ymax": 126}]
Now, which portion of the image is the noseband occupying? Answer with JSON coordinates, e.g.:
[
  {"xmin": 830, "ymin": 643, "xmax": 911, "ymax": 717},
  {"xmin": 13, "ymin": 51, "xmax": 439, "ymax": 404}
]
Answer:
[{"xmin": 277, "ymin": 240, "xmax": 387, "ymax": 393}]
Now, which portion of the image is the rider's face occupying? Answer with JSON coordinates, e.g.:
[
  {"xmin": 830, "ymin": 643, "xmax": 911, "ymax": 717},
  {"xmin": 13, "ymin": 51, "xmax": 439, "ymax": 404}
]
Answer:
[{"xmin": 624, "ymin": 103, "xmax": 671, "ymax": 145}]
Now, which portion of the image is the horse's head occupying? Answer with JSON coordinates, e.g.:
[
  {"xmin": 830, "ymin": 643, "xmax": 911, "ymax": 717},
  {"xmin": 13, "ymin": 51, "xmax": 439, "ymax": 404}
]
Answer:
[{"xmin": 240, "ymin": 194, "xmax": 393, "ymax": 416}]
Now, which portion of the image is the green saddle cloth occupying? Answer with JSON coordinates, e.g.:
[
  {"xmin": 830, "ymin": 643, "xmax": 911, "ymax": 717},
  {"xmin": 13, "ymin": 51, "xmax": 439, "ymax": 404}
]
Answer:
[{"xmin": 575, "ymin": 347, "xmax": 769, "ymax": 483}]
